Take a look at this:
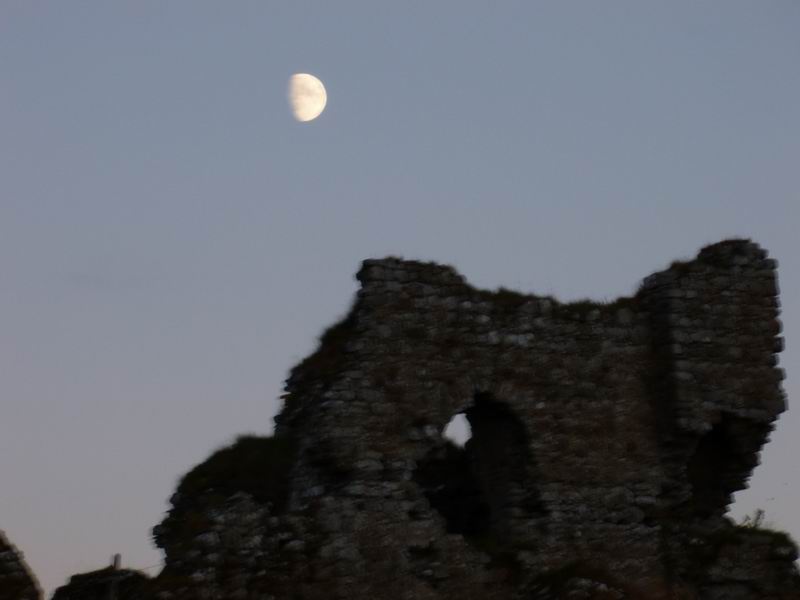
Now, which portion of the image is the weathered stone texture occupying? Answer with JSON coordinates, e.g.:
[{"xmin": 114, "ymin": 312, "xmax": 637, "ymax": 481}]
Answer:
[
  {"xmin": 0, "ymin": 530, "xmax": 41, "ymax": 600},
  {"xmin": 149, "ymin": 239, "xmax": 798, "ymax": 599}
]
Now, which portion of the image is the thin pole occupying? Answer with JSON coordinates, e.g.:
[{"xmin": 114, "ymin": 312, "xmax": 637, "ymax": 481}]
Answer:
[{"xmin": 109, "ymin": 554, "xmax": 121, "ymax": 600}]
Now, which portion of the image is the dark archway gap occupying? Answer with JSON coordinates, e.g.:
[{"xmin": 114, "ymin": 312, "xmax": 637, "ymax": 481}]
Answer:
[{"xmin": 413, "ymin": 393, "xmax": 546, "ymax": 546}]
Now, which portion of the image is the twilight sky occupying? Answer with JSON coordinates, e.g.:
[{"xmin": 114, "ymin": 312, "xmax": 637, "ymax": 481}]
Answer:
[{"xmin": 1, "ymin": 2, "xmax": 798, "ymax": 595}]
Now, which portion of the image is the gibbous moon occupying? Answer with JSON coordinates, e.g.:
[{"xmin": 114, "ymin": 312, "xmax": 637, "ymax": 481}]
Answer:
[{"xmin": 288, "ymin": 73, "xmax": 327, "ymax": 122}]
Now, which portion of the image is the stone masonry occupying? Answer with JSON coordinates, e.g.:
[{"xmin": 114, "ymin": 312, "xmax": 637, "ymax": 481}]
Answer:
[
  {"xmin": 0, "ymin": 530, "xmax": 41, "ymax": 600},
  {"xmin": 146, "ymin": 240, "xmax": 798, "ymax": 599}
]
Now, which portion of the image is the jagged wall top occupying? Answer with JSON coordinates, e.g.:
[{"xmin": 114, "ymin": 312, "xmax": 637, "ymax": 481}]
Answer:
[
  {"xmin": 151, "ymin": 239, "xmax": 793, "ymax": 600},
  {"xmin": 273, "ymin": 239, "xmax": 785, "ymax": 591}
]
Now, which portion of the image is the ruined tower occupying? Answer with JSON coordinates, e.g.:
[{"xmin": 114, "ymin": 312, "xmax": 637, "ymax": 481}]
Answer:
[{"xmin": 151, "ymin": 239, "xmax": 798, "ymax": 600}]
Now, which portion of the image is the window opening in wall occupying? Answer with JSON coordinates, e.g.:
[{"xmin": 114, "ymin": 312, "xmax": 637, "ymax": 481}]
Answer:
[
  {"xmin": 413, "ymin": 394, "xmax": 545, "ymax": 547},
  {"xmin": 466, "ymin": 393, "xmax": 542, "ymax": 540},
  {"xmin": 413, "ymin": 431, "xmax": 490, "ymax": 537},
  {"xmin": 686, "ymin": 417, "xmax": 740, "ymax": 520},
  {"xmin": 443, "ymin": 413, "xmax": 470, "ymax": 447}
]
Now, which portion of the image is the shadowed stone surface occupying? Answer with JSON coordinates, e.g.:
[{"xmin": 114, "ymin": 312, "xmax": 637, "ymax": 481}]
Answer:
[
  {"xmin": 77, "ymin": 240, "xmax": 800, "ymax": 599},
  {"xmin": 0, "ymin": 531, "xmax": 41, "ymax": 600},
  {"xmin": 51, "ymin": 567, "xmax": 150, "ymax": 600}
]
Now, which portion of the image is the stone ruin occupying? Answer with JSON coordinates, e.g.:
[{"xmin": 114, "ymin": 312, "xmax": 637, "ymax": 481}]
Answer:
[
  {"xmin": 4, "ymin": 239, "xmax": 799, "ymax": 599},
  {"xmin": 0, "ymin": 531, "xmax": 41, "ymax": 600},
  {"xmin": 148, "ymin": 239, "xmax": 798, "ymax": 599}
]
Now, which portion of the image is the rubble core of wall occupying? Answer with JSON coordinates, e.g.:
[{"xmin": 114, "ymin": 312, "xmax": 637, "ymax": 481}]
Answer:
[
  {"xmin": 143, "ymin": 239, "xmax": 797, "ymax": 600},
  {"xmin": 0, "ymin": 531, "xmax": 41, "ymax": 600}
]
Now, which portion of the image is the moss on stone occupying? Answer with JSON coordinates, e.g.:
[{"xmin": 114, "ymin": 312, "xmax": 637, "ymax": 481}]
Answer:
[{"xmin": 176, "ymin": 434, "xmax": 295, "ymax": 511}]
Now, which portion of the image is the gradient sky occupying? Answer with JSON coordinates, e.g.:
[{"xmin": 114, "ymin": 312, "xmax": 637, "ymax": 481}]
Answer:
[{"xmin": 1, "ymin": 2, "xmax": 798, "ymax": 595}]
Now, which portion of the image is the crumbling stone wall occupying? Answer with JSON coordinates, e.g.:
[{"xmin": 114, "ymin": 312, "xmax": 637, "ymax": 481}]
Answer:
[
  {"xmin": 0, "ymin": 530, "xmax": 41, "ymax": 600},
  {"xmin": 151, "ymin": 239, "xmax": 798, "ymax": 600}
]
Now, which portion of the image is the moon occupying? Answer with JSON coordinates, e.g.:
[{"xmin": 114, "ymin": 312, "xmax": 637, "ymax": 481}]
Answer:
[{"xmin": 288, "ymin": 73, "xmax": 327, "ymax": 122}]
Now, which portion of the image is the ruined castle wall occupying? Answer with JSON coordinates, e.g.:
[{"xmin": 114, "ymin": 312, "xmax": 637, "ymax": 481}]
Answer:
[
  {"xmin": 0, "ymin": 531, "xmax": 41, "ymax": 600},
  {"xmin": 279, "ymin": 257, "xmax": 664, "ymax": 582},
  {"xmin": 151, "ymin": 239, "xmax": 793, "ymax": 600},
  {"xmin": 638, "ymin": 241, "xmax": 784, "ymax": 520},
  {"xmin": 272, "ymin": 240, "xmax": 786, "ymax": 594}
]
